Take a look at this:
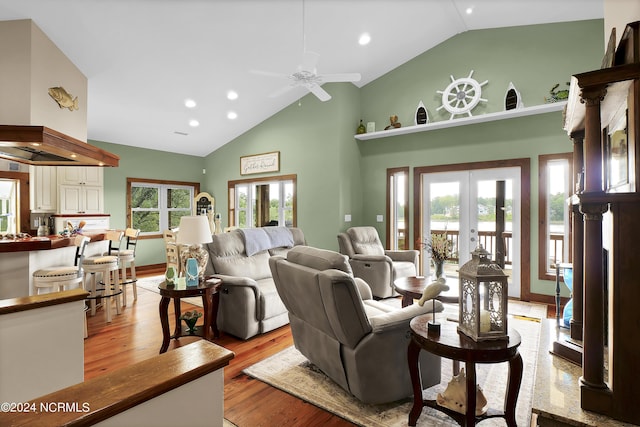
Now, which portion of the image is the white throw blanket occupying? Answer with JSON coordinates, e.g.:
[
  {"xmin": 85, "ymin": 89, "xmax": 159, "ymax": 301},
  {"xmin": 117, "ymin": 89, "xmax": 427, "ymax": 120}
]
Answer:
[{"xmin": 241, "ymin": 227, "xmax": 293, "ymax": 256}]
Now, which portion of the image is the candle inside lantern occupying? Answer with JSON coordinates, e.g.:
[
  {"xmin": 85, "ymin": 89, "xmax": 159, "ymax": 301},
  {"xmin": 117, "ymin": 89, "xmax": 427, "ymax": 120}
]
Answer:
[{"xmin": 480, "ymin": 309, "xmax": 491, "ymax": 333}]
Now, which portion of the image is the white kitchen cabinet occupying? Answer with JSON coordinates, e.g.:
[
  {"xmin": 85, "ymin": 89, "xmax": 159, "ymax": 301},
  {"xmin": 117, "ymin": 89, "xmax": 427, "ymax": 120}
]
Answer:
[
  {"xmin": 58, "ymin": 184, "xmax": 103, "ymax": 214},
  {"xmin": 30, "ymin": 166, "xmax": 57, "ymax": 212},
  {"xmin": 57, "ymin": 167, "xmax": 103, "ymax": 186}
]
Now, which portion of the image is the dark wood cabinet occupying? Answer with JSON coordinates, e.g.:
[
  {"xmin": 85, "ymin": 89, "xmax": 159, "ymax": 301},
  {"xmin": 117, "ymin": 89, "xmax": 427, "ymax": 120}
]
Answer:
[{"xmin": 563, "ymin": 21, "xmax": 640, "ymax": 425}]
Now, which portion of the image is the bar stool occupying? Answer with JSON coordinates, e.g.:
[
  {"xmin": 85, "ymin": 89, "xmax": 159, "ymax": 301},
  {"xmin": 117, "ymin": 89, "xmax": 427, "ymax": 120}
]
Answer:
[
  {"xmin": 84, "ymin": 230, "xmax": 123, "ymax": 323},
  {"xmin": 32, "ymin": 235, "xmax": 90, "ymax": 294},
  {"xmin": 32, "ymin": 235, "xmax": 91, "ymax": 337},
  {"xmin": 105, "ymin": 228, "xmax": 140, "ymax": 306}
]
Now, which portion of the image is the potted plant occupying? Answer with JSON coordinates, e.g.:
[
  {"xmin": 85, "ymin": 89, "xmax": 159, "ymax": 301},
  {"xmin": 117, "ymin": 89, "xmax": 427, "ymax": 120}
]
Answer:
[
  {"xmin": 424, "ymin": 232, "xmax": 453, "ymax": 278},
  {"xmin": 179, "ymin": 310, "xmax": 203, "ymax": 335}
]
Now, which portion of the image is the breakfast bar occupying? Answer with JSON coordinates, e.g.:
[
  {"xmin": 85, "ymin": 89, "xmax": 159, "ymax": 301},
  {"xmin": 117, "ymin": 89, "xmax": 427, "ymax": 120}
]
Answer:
[{"xmin": 0, "ymin": 232, "xmax": 108, "ymax": 299}]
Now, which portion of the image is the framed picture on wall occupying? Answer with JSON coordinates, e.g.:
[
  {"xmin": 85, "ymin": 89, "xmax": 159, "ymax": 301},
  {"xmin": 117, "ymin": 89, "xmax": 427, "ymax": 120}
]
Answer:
[
  {"xmin": 240, "ymin": 151, "xmax": 280, "ymax": 175},
  {"xmin": 606, "ymin": 108, "xmax": 629, "ymax": 192}
]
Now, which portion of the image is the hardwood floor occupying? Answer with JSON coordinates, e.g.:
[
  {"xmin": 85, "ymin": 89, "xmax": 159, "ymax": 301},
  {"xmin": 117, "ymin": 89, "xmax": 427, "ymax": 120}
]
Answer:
[{"xmin": 84, "ymin": 273, "xmax": 355, "ymax": 427}]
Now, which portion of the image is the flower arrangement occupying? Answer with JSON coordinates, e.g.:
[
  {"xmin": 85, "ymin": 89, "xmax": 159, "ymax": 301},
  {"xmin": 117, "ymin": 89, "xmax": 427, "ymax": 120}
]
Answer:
[
  {"xmin": 424, "ymin": 232, "xmax": 453, "ymax": 262},
  {"xmin": 179, "ymin": 310, "xmax": 203, "ymax": 334}
]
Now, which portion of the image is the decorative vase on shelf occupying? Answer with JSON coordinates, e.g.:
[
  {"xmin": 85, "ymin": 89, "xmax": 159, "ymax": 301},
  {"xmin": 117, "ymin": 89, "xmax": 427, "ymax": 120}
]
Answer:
[{"xmin": 432, "ymin": 259, "xmax": 445, "ymax": 278}]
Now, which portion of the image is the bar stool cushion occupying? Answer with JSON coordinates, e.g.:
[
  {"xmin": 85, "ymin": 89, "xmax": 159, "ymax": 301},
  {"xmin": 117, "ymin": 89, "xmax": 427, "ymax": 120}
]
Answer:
[
  {"xmin": 84, "ymin": 256, "xmax": 118, "ymax": 266},
  {"xmin": 33, "ymin": 267, "xmax": 80, "ymax": 279}
]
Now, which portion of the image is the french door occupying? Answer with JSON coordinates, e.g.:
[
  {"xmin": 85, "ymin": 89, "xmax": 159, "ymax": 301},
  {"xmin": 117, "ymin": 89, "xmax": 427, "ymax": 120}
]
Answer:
[{"xmin": 422, "ymin": 167, "xmax": 521, "ymax": 298}]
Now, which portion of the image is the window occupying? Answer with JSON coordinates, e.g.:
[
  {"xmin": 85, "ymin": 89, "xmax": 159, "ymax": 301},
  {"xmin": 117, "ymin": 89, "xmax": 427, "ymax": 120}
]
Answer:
[
  {"xmin": 228, "ymin": 174, "xmax": 296, "ymax": 228},
  {"xmin": 127, "ymin": 178, "xmax": 199, "ymax": 238},
  {"xmin": 538, "ymin": 153, "xmax": 572, "ymax": 280},
  {"xmin": 387, "ymin": 167, "xmax": 409, "ymax": 249}
]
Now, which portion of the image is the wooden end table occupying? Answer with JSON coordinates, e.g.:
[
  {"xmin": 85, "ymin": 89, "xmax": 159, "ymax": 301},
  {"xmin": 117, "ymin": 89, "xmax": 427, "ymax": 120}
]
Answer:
[
  {"xmin": 408, "ymin": 315, "xmax": 522, "ymax": 427},
  {"xmin": 394, "ymin": 276, "xmax": 460, "ymax": 307},
  {"xmin": 158, "ymin": 276, "xmax": 222, "ymax": 354}
]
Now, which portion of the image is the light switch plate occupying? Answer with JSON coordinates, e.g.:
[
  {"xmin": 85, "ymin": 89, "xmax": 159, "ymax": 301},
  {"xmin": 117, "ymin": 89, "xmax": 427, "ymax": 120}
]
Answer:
[
  {"xmin": 376, "ymin": 215, "xmax": 383, "ymax": 222},
  {"xmin": 344, "ymin": 214, "xmax": 352, "ymax": 222}
]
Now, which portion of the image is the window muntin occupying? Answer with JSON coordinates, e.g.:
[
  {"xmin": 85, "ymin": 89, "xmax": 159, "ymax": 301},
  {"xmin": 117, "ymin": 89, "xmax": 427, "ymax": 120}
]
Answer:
[{"xmin": 127, "ymin": 178, "xmax": 198, "ymax": 237}]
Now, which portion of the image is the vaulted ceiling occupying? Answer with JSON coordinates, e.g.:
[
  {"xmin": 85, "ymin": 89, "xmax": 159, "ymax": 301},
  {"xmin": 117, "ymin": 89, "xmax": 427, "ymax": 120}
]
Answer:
[{"xmin": 0, "ymin": 0, "xmax": 603, "ymax": 156}]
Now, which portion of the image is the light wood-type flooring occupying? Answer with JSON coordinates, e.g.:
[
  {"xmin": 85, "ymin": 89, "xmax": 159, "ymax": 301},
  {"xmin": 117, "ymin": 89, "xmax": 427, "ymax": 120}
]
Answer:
[
  {"xmin": 84, "ymin": 271, "xmax": 353, "ymax": 426},
  {"xmin": 86, "ymin": 271, "xmax": 553, "ymax": 426}
]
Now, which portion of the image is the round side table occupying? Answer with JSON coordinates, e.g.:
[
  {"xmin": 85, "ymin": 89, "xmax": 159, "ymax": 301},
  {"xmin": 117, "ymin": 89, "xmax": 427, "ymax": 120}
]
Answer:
[
  {"xmin": 158, "ymin": 277, "xmax": 221, "ymax": 353},
  {"xmin": 407, "ymin": 315, "xmax": 522, "ymax": 427},
  {"xmin": 394, "ymin": 276, "xmax": 460, "ymax": 307}
]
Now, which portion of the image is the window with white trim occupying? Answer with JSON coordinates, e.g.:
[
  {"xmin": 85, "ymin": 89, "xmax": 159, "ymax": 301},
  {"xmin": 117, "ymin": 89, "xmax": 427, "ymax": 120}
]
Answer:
[{"xmin": 127, "ymin": 178, "xmax": 199, "ymax": 237}]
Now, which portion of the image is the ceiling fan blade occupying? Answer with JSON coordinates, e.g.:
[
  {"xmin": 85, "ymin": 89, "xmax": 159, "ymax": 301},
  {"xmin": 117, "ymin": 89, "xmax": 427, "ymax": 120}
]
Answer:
[
  {"xmin": 251, "ymin": 69, "xmax": 289, "ymax": 79},
  {"xmin": 300, "ymin": 51, "xmax": 320, "ymax": 72},
  {"xmin": 268, "ymin": 84, "xmax": 297, "ymax": 98},
  {"xmin": 307, "ymin": 84, "xmax": 331, "ymax": 102},
  {"xmin": 319, "ymin": 73, "xmax": 362, "ymax": 83}
]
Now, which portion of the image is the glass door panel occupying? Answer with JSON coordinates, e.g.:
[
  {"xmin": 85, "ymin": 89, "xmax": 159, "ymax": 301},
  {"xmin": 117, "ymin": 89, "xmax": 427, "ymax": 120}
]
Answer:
[{"xmin": 423, "ymin": 167, "xmax": 521, "ymax": 297}]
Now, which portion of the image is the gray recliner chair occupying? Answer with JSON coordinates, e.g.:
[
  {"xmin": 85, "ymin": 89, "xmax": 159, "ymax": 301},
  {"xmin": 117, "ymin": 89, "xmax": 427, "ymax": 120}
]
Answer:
[
  {"xmin": 338, "ymin": 226, "xmax": 419, "ymax": 298},
  {"xmin": 269, "ymin": 245, "xmax": 442, "ymax": 405}
]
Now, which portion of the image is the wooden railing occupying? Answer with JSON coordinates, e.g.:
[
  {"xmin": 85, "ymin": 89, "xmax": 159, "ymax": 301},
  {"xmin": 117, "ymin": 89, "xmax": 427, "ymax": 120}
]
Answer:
[{"xmin": 431, "ymin": 229, "xmax": 565, "ymax": 266}]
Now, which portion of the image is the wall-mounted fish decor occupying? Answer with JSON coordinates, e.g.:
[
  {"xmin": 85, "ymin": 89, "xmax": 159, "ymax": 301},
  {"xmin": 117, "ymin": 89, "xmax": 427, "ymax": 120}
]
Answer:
[{"xmin": 48, "ymin": 86, "xmax": 79, "ymax": 111}]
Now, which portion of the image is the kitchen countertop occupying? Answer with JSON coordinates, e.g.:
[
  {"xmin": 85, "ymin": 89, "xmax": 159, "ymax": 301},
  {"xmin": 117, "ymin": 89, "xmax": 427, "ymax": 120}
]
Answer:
[{"xmin": 0, "ymin": 231, "xmax": 107, "ymax": 253}]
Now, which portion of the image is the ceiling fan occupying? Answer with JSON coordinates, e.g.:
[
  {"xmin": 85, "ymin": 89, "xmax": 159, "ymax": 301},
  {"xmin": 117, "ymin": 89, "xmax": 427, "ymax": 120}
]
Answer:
[{"xmin": 252, "ymin": 0, "xmax": 361, "ymax": 102}]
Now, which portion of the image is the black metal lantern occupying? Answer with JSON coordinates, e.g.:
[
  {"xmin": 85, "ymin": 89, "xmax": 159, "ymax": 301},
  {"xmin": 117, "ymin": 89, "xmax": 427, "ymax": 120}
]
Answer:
[{"xmin": 458, "ymin": 245, "xmax": 509, "ymax": 341}]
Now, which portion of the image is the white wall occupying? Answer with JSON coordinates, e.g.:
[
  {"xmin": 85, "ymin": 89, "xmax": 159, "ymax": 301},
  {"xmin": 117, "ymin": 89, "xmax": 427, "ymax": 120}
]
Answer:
[
  {"xmin": 95, "ymin": 371, "xmax": 224, "ymax": 427},
  {"xmin": 604, "ymin": 0, "xmax": 640, "ymax": 49},
  {"xmin": 0, "ymin": 19, "xmax": 88, "ymax": 140},
  {"xmin": 0, "ymin": 300, "xmax": 85, "ymax": 402}
]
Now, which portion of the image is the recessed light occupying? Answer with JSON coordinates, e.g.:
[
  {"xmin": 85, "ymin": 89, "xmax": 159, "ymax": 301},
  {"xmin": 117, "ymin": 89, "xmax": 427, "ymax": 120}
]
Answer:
[
  {"xmin": 358, "ymin": 33, "xmax": 371, "ymax": 46},
  {"xmin": 184, "ymin": 99, "xmax": 197, "ymax": 108},
  {"xmin": 189, "ymin": 119, "xmax": 199, "ymax": 127},
  {"xmin": 466, "ymin": 7, "xmax": 473, "ymax": 14},
  {"xmin": 31, "ymin": 143, "xmax": 40, "ymax": 147},
  {"xmin": 227, "ymin": 90, "xmax": 238, "ymax": 100},
  {"xmin": 70, "ymin": 154, "xmax": 77, "ymax": 158},
  {"xmin": 227, "ymin": 111, "xmax": 238, "ymax": 120}
]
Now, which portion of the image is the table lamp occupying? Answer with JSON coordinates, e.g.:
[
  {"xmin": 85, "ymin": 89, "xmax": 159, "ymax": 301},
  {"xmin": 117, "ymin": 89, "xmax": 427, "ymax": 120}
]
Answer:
[{"xmin": 176, "ymin": 216, "xmax": 213, "ymax": 286}]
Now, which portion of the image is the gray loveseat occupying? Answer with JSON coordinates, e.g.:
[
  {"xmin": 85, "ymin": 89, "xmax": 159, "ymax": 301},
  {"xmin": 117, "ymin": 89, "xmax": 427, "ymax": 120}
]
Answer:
[
  {"xmin": 203, "ymin": 227, "xmax": 305, "ymax": 339},
  {"xmin": 269, "ymin": 245, "xmax": 442, "ymax": 404}
]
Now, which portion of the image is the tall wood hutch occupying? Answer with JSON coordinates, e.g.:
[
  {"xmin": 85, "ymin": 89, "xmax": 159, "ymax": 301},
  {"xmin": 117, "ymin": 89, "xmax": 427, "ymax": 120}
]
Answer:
[{"xmin": 563, "ymin": 21, "xmax": 640, "ymax": 424}]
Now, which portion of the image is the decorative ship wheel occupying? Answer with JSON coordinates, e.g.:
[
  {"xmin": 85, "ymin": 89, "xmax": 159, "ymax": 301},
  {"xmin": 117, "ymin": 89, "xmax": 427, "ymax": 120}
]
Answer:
[{"xmin": 436, "ymin": 70, "xmax": 488, "ymax": 120}]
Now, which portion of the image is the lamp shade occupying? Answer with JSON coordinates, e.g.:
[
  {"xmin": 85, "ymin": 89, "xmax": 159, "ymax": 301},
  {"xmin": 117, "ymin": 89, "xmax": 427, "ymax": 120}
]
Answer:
[{"xmin": 176, "ymin": 216, "xmax": 213, "ymax": 245}]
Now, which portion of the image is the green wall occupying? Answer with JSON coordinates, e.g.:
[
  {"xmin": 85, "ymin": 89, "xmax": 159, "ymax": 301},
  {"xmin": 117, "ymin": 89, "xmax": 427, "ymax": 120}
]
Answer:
[
  {"xmin": 90, "ymin": 140, "xmax": 205, "ymax": 266},
  {"xmin": 202, "ymin": 82, "xmax": 361, "ymax": 250},
  {"xmin": 90, "ymin": 19, "xmax": 604, "ymax": 299},
  {"xmin": 357, "ymin": 19, "xmax": 603, "ymax": 296}
]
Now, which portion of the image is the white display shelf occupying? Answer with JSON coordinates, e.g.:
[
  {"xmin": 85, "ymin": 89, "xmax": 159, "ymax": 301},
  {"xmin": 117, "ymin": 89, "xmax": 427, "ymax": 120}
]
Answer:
[{"xmin": 354, "ymin": 101, "xmax": 567, "ymax": 141}]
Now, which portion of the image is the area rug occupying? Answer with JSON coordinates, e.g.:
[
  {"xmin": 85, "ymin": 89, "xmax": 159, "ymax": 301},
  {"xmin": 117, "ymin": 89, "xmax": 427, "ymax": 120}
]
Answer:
[
  {"xmin": 243, "ymin": 302, "xmax": 544, "ymax": 427},
  {"xmin": 136, "ymin": 274, "xmax": 203, "ymax": 307}
]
